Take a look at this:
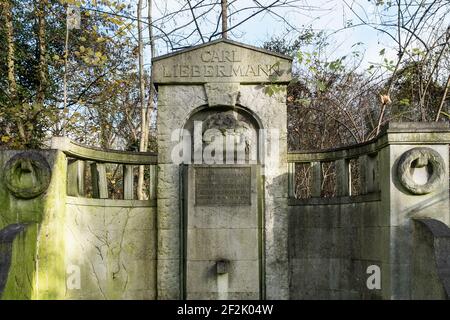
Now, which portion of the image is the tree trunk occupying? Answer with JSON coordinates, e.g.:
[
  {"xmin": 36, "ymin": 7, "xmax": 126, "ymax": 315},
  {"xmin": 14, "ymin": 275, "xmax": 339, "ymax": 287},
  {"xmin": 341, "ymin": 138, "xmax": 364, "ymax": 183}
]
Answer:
[
  {"xmin": 145, "ymin": 0, "xmax": 155, "ymax": 153},
  {"xmin": 221, "ymin": 0, "xmax": 227, "ymax": 39},
  {"xmin": 4, "ymin": 0, "xmax": 16, "ymax": 98},
  {"xmin": 36, "ymin": 0, "xmax": 47, "ymax": 106},
  {"xmin": 435, "ymin": 74, "xmax": 450, "ymax": 121},
  {"xmin": 2, "ymin": 0, "xmax": 26, "ymax": 143},
  {"xmin": 137, "ymin": 0, "xmax": 147, "ymax": 200},
  {"xmin": 61, "ymin": 10, "xmax": 69, "ymax": 136}
]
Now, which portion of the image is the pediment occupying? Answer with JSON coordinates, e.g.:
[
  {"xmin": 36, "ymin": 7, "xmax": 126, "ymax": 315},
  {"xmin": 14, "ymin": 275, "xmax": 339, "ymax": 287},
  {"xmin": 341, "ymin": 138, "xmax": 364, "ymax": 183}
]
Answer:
[{"xmin": 153, "ymin": 39, "xmax": 292, "ymax": 84}]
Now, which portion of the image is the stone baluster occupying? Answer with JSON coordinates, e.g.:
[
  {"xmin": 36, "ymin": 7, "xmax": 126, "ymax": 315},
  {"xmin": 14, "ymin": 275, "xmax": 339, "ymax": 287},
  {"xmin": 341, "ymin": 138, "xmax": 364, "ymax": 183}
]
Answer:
[
  {"xmin": 288, "ymin": 162, "xmax": 296, "ymax": 198},
  {"xmin": 311, "ymin": 161, "xmax": 322, "ymax": 197},
  {"xmin": 90, "ymin": 162, "xmax": 108, "ymax": 199},
  {"xmin": 67, "ymin": 159, "xmax": 85, "ymax": 197},
  {"xmin": 359, "ymin": 153, "xmax": 378, "ymax": 194},
  {"xmin": 123, "ymin": 165, "xmax": 134, "ymax": 200},
  {"xmin": 149, "ymin": 165, "xmax": 157, "ymax": 200},
  {"xmin": 336, "ymin": 158, "xmax": 350, "ymax": 196}
]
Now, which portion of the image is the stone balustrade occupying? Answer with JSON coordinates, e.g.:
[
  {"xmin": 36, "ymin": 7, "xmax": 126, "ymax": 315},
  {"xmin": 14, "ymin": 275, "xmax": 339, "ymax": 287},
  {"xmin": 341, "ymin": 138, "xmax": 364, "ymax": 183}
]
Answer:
[
  {"xmin": 287, "ymin": 122, "xmax": 450, "ymax": 299},
  {"xmin": 51, "ymin": 136, "xmax": 158, "ymax": 201}
]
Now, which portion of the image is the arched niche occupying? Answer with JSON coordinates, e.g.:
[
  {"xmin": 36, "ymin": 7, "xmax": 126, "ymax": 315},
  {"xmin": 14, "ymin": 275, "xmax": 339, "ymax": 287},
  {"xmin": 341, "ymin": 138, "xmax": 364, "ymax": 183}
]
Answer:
[{"xmin": 182, "ymin": 105, "xmax": 262, "ymax": 164}]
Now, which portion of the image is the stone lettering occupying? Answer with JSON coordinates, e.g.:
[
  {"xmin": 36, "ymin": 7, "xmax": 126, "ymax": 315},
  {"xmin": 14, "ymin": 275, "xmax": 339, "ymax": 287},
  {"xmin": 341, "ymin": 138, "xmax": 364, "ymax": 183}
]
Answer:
[
  {"xmin": 201, "ymin": 49, "xmax": 241, "ymax": 63},
  {"xmin": 232, "ymin": 65, "xmax": 243, "ymax": 77},
  {"xmin": 160, "ymin": 48, "xmax": 283, "ymax": 79},
  {"xmin": 162, "ymin": 63, "xmax": 281, "ymax": 78},
  {"xmin": 205, "ymin": 65, "xmax": 214, "ymax": 77},
  {"xmin": 195, "ymin": 167, "xmax": 251, "ymax": 206},
  {"xmin": 180, "ymin": 65, "xmax": 190, "ymax": 77},
  {"xmin": 192, "ymin": 65, "xmax": 201, "ymax": 77}
]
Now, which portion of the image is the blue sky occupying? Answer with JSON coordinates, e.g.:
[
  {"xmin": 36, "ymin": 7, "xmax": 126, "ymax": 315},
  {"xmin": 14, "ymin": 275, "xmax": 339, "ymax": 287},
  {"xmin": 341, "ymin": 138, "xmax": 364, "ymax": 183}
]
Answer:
[{"xmin": 148, "ymin": 0, "xmax": 397, "ymax": 69}]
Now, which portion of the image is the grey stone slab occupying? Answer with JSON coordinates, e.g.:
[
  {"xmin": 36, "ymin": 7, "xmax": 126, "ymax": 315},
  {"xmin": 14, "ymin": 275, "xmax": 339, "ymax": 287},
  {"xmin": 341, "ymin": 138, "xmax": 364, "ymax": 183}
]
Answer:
[
  {"xmin": 187, "ymin": 228, "xmax": 259, "ymax": 261},
  {"xmin": 153, "ymin": 39, "xmax": 292, "ymax": 84}
]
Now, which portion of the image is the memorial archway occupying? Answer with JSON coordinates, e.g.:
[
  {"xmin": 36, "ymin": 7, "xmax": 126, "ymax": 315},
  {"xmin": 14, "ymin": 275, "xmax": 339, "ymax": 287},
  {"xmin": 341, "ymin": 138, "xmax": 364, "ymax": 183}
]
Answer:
[{"xmin": 181, "ymin": 105, "xmax": 264, "ymax": 299}]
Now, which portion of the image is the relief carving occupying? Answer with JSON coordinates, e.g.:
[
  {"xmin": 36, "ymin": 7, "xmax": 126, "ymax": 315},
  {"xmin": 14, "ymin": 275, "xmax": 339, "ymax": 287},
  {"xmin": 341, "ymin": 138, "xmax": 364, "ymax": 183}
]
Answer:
[
  {"xmin": 397, "ymin": 147, "xmax": 445, "ymax": 195},
  {"xmin": 3, "ymin": 151, "xmax": 51, "ymax": 199},
  {"xmin": 202, "ymin": 110, "xmax": 256, "ymax": 161}
]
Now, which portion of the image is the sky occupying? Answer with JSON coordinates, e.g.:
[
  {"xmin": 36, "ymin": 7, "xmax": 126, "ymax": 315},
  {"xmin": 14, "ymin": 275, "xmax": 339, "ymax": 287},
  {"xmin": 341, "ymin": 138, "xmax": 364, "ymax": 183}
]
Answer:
[{"xmin": 147, "ymin": 0, "xmax": 399, "ymax": 70}]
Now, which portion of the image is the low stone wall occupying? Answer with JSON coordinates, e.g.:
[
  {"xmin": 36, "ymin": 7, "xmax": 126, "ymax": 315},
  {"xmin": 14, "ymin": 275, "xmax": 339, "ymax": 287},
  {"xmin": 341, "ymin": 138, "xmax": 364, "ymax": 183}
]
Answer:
[
  {"xmin": 289, "ymin": 196, "xmax": 384, "ymax": 299},
  {"xmin": 64, "ymin": 197, "xmax": 156, "ymax": 299},
  {"xmin": 0, "ymin": 147, "xmax": 157, "ymax": 300},
  {"xmin": 2, "ymin": 122, "xmax": 450, "ymax": 300},
  {"xmin": 412, "ymin": 218, "xmax": 450, "ymax": 299},
  {"xmin": 287, "ymin": 123, "xmax": 450, "ymax": 300}
]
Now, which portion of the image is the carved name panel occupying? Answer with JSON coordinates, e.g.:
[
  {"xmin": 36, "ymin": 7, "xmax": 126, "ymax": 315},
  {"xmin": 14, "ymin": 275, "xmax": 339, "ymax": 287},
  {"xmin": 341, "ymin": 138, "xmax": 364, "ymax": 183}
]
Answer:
[
  {"xmin": 195, "ymin": 167, "xmax": 251, "ymax": 206},
  {"xmin": 153, "ymin": 39, "xmax": 292, "ymax": 84}
]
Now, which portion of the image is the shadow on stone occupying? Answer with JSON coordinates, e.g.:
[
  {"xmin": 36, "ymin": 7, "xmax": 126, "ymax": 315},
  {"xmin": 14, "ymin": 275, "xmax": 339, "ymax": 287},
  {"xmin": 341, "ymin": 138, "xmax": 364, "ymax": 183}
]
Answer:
[{"xmin": 0, "ymin": 223, "xmax": 27, "ymax": 297}]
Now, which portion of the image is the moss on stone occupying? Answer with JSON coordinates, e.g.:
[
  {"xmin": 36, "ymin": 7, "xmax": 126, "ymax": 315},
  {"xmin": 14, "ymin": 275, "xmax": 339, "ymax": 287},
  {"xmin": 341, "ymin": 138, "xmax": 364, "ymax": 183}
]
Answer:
[{"xmin": 0, "ymin": 151, "xmax": 67, "ymax": 300}]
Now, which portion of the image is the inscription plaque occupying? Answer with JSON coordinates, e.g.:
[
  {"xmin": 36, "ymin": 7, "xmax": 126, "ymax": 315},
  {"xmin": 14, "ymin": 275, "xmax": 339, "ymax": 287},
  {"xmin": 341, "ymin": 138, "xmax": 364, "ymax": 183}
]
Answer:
[
  {"xmin": 153, "ymin": 40, "xmax": 292, "ymax": 84},
  {"xmin": 195, "ymin": 167, "xmax": 251, "ymax": 206}
]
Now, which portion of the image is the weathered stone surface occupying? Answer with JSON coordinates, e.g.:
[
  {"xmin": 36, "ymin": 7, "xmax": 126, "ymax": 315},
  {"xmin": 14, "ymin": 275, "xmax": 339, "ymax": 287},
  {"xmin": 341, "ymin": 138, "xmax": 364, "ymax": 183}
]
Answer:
[
  {"xmin": 155, "ymin": 38, "xmax": 291, "ymax": 302},
  {"xmin": 412, "ymin": 218, "xmax": 450, "ymax": 299},
  {"xmin": 397, "ymin": 147, "xmax": 445, "ymax": 195},
  {"xmin": 204, "ymin": 83, "xmax": 240, "ymax": 107},
  {"xmin": 187, "ymin": 228, "xmax": 259, "ymax": 261},
  {"xmin": 157, "ymin": 164, "xmax": 179, "ymax": 199},
  {"xmin": 51, "ymin": 136, "xmax": 157, "ymax": 165},
  {"xmin": 288, "ymin": 130, "xmax": 450, "ymax": 300},
  {"xmin": 0, "ymin": 224, "xmax": 27, "ymax": 296},
  {"xmin": 4, "ymin": 79, "xmax": 450, "ymax": 304},
  {"xmin": 153, "ymin": 39, "xmax": 292, "ymax": 84},
  {"xmin": 3, "ymin": 151, "xmax": 51, "ymax": 199},
  {"xmin": 0, "ymin": 150, "xmax": 67, "ymax": 299},
  {"xmin": 186, "ymin": 260, "xmax": 260, "ymax": 294},
  {"xmin": 183, "ymin": 164, "xmax": 261, "ymax": 299},
  {"xmin": 159, "ymin": 85, "xmax": 208, "ymax": 110},
  {"xmin": 157, "ymin": 259, "xmax": 180, "ymax": 299},
  {"xmin": 157, "ymin": 198, "xmax": 180, "ymax": 229},
  {"xmin": 64, "ymin": 202, "xmax": 156, "ymax": 299}
]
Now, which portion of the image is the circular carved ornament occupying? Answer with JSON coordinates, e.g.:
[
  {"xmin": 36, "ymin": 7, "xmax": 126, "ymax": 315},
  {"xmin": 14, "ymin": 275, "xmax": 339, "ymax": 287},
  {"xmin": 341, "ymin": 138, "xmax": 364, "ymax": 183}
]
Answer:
[
  {"xmin": 3, "ymin": 151, "xmax": 51, "ymax": 199},
  {"xmin": 397, "ymin": 147, "xmax": 445, "ymax": 195}
]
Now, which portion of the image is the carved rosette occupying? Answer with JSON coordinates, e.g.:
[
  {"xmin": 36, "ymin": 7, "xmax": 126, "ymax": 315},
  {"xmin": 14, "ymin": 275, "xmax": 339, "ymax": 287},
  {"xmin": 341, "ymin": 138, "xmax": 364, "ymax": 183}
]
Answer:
[
  {"xmin": 397, "ymin": 147, "xmax": 445, "ymax": 195},
  {"xmin": 3, "ymin": 151, "xmax": 51, "ymax": 199}
]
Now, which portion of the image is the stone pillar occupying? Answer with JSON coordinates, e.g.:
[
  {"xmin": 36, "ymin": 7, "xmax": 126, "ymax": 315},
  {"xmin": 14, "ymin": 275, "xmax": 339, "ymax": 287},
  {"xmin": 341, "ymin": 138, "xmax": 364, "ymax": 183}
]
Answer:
[
  {"xmin": 153, "ymin": 39, "xmax": 292, "ymax": 300},
  {"xmin": 239, "ymin": 85, "xmax": 289, "ymax": 299},
  {"xmin": 378, "ymin": 122, "xmax": 450, "ymax": 299},
  {"xmin": 0, "ymin": 150, "xmax": 68, "ymax": 299}
]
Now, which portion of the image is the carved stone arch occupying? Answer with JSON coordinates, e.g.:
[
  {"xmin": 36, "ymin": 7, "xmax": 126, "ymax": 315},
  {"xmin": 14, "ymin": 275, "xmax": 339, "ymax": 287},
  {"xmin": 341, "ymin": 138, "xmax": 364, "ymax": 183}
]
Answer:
[{"xmin": 183, "ymin": 105, "xmax": 262, "ymax": 164}]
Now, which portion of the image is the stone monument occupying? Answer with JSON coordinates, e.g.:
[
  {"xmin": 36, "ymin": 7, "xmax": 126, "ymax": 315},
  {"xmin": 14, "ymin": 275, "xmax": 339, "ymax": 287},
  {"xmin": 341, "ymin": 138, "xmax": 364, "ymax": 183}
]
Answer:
[{"xmin": 153, "ymin": 39, "xmax": 292, "ymax": 299}]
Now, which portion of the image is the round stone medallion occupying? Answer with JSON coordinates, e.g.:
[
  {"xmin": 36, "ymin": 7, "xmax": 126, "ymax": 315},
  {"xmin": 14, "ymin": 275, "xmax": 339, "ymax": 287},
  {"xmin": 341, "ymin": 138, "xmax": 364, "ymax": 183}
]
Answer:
[
  {"xmin": 397, "ymin": 147, "xmax": 445, "ymax": 195},
  {"xmin": 3, "ymin": 151, "xmax": 51, "ymax": 199}
]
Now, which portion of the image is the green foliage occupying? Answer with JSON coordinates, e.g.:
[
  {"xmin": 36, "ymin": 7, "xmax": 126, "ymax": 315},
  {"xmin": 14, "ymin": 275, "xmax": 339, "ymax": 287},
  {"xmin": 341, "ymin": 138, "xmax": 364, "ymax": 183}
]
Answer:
[
  {"xmin": 263, "ymin": 84, "xmax": 286, "ymax": 97},
  {"xmin": 389, "ymin": 60, "xmax": 448, "ymax": 121},
  {"xmin": 0, "ymin": 0, "xmax": 141, "ymax": 149},
  {"xmin": 264, "ymin": 28, "xmax": 377, "ymax": 149}
]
